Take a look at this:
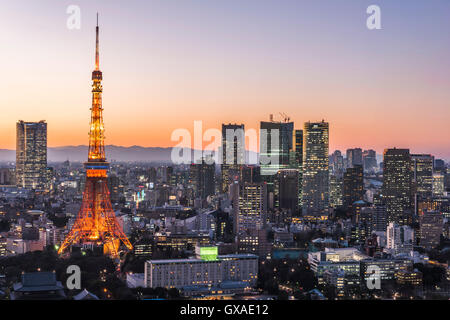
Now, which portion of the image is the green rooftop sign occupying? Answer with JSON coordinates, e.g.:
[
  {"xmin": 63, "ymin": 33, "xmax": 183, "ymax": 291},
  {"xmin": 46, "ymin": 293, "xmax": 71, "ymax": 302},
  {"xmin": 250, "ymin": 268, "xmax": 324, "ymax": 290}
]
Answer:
[{"xmin": 199, "ymin": 246, "xmax": 218, "ymax": 261}]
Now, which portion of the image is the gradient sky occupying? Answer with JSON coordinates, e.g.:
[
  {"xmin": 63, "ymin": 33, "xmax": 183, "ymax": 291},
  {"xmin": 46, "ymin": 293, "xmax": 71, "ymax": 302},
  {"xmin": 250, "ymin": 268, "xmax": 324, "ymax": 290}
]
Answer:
[{"xmin": 1, "ymin": 1, "xmax": 450, "ymax": 158}]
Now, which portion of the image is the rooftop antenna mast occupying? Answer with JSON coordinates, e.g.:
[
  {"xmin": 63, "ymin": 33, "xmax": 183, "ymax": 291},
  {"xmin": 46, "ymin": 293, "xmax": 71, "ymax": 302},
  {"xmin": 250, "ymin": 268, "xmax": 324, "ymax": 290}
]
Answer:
[{"xmin": 95, "ymin": 13, "xmax": 100, "ymax": 71}]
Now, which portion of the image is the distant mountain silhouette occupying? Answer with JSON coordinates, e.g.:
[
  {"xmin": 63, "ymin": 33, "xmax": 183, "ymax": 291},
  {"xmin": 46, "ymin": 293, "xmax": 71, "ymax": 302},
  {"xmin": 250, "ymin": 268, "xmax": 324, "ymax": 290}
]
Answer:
[
  {"xmin": 0, "ymin": 145, "xmax": 258, "ymax": 164},
  {"xmin": 49, "ymin": 145, "xmax": 175, "ymax": 163},
  {"xmin": 0, "ymin": 149, "xmax": 15, "ymax": 162}
]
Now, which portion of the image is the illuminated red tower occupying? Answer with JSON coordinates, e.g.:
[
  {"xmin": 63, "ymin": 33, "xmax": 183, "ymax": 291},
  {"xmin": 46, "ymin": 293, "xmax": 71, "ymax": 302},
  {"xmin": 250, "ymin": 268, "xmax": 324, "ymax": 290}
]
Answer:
[{"xmin": 58, "ymin": 16, "xmax": 132, "ymax": 259}]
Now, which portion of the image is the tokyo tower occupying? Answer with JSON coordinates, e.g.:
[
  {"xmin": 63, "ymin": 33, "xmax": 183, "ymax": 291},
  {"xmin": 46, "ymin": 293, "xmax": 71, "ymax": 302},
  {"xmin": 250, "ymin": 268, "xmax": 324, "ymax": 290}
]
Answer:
[{"xmin": 58, "ymin": 16, "xmax": 133, "ymax": 259}]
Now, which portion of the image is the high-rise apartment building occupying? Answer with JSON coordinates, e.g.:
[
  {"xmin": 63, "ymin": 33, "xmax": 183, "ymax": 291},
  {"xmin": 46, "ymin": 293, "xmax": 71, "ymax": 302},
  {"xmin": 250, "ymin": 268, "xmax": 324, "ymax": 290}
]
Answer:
[
  {"xmin": 302, "ymin": 121, "xmax": 329, "ymax": 218},
  {"xmin": 382, "ymin": 149, "xmax": 413, "ymax": 225},
  {"xmin": 16, "ymin": 121, "xmax": 47, "ymax": 189}
]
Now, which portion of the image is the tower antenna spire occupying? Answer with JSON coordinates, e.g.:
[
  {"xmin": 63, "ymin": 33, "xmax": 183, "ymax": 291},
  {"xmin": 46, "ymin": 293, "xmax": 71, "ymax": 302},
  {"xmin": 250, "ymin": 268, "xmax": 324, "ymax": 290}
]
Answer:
[{"xmin": 95, "ymin": 13, "xmax": 99, "ymax": 70}]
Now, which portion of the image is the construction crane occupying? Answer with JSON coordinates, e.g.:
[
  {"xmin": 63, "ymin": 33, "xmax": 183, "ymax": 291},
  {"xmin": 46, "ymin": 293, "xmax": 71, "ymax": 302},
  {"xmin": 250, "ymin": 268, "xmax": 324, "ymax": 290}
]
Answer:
[{"xmin": 279, "ymin": 112, "xmax": 290, "ymax": 123}]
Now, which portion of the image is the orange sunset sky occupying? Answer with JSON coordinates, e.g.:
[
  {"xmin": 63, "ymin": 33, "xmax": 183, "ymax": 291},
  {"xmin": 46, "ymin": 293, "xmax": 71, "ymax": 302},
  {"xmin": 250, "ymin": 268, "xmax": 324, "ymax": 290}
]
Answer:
[{"xmin": 1, "ymin": 1, "xmax": 450, "ymax": 158}]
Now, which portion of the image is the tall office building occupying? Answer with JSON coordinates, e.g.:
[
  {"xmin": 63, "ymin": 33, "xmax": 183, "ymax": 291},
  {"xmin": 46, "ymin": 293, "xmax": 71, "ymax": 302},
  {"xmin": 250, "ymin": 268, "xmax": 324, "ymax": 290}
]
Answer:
[
  {"xmin": 411, "ymin": 154, "xmax": 434, "ymax": 198},
  {"xmin": 221, "ymin": 123, "xmax": 245, "ymax": 193},
  {"xmin": 290, "ymin": 129, "xmax": 303, "ymax": 207},
  {"xmin": 417, "ymin": 196, "xmax": 450, "ymax": 219},
  {"xmin": 432, "ymin": 173, "xmax": 445, "ymax": 196},
  {"xmin": 277, "ymin": 169, "xmax": 299, "ymax": 215},
  {"xmin": 330, "ymin": 150, "xmax": 345, "ymax": 178},
  {"xmin": 231, "ymin": 182, "xmax": 267, "ymax": 235},
  {"xmin": 346, "ymin": 148, "xmax": 363, "ymax": 168},
  {"xmin": 434, "ymin": 159, "xmax": 446, "ymax": 175},
  {"xmin": 259, "ymin": 118, "xmax": 294, "ymax": 178},
  {"xmin": 419, "ymin": 211, "xmax": 443, "ymax": 249},
  {"xmin": 239, "ymin": 165, "xmax": 260, "ymax": 184},
  {"xmin": 360, "ymin": 205, "xmax": 387, "ymax": 233},
  {"xmin": 343, "ymin": 165, "xmax": 364, "ymax": 213},
  {"xmin": 363, "ymin": 150, "xmax": 377, "ymax": 173},
  {"xmin": 190, "ymin": 158, "xmax": 215, "ymax": 200},
  {"xmin": 382, "ymin": 149, "xmax": 413, "ymax": 225},
  {"xmin": 329, "ymin": 175, "xmax": 343, "ymax": 209},
  {"xmin": 16, "ymin": 121, "xmax": 47, "ymax": 189},
  {"xmin": 302, "ymin": 121, "xmax": 329, "ymax": 218}
]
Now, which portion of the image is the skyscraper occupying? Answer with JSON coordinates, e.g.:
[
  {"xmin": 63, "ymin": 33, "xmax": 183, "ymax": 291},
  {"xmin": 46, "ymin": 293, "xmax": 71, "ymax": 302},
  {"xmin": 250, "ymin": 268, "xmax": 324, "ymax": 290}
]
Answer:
[
  {"xmin": 330, "ymin": 150, "xmax": 345, "ymax": 178},
  {"xmin": 411, "ymin": 154, "xmax": 434, "ymax": 198},
  {"xmin": 231, "ymin": 182, "xmax": 267, "ymax": 236},
  {"xmin": 360, "ymin": 205, "xmax": 387, "ymax": 233},
  {"xmin": 260, "ymin": 118, "xmax": 294, "ymax": 178},
  {"xmin": 434, "ymin": 159, "xmax": 446, "ymax": 175},
  {"xmin": 419, "ymin": 211, "xmax": 443, "ymax": 249},
  {"xmin": 16, "ymin": 120, "xmax": 47, "ymax": 189},
  {"xmin": 221, "ymin": 123, "xmax": 245, "ymax": 193},
  {"xmin": 329, "ymin": 175, "xmax": 343, "ymax": 209},
  {"xmin": 277, "ymin": 169, "xmax": 299, "ymax": 215},
  {"xmin": 343, "ymin": 165, "xmax": 364, "ymax": 213},
  {"xmin": 239, "ymin": 165, "xmax": 260, "ymax": 184},
  {"xmin": 382, "ymin": 148, "xmax": 413, "ymax": 225},
  {"xmin": 231, "ymin": 181, "xmax": 270, "ymax": 258},
  {"xmin": 190, "ymin": 158, "xmax": 216, "ymax": 200},
  {"xmin": 432, "ymin": 173, "xmax": 445, "ymax": 196},
  {"xmin": 363, "ymin": 149, "xmax": 377, "ymax": 173},
  {"xmin": 302, "ymin": 121, "xmax": 329, "ymax": 219},
  {"xmin": 290, "ymin": 129, "xmax": 303, "ymax": 207}
]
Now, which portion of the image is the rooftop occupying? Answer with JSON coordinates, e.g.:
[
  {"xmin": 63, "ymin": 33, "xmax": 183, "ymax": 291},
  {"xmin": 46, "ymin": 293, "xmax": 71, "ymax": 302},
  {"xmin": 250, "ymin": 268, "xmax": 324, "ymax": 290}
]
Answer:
[{"xmin": 147, "ymin": 253, "xmax": 258, "ymax": 264}]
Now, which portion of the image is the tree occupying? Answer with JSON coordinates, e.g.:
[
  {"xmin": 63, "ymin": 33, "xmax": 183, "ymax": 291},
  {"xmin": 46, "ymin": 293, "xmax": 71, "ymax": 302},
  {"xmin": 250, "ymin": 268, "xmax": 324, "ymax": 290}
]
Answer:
[
  {"xmin": 0, "ymin": 219, "xmax": 10, "ymax": 232},
  {"xmin": 168, "ymin": 288, "xmax": 181, "ymax": 299},
  {"xmin": 277, "ymin": 290, "xmax": 289, "ymax": 300}
]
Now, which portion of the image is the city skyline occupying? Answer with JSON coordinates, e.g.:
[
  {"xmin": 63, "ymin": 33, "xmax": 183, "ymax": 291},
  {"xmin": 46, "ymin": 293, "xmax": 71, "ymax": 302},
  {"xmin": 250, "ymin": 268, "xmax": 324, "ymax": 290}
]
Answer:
[
  {"xmin": 1, "ymin": 1, "xmax": 450, "ymax": 160},
  {"xmin": 0, "ymin": 1, "xmax": 449, "ymax": 303}
]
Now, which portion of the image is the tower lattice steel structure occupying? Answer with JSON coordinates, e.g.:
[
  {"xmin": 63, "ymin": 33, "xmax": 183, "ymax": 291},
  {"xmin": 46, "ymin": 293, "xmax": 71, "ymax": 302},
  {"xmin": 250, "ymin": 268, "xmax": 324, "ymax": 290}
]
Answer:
[{"xmin": 58, "ymin": 17, "xmax": 133, "ymax": 258}]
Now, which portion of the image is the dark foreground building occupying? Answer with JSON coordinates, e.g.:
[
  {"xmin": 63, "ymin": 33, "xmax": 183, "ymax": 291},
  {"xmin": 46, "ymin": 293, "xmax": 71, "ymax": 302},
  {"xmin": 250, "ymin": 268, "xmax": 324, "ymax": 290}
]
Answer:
[{"xmin": 11, "ymin": 272, "xmax": 66, "ymax": 300}]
